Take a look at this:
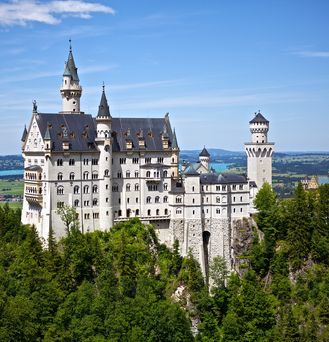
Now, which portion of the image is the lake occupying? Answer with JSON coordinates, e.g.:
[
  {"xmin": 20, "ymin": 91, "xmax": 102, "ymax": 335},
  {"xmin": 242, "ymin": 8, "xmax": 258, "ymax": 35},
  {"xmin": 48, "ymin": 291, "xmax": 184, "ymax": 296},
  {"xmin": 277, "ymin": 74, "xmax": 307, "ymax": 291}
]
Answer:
[
  {"xmin": 0, "ymin": 169, "xmax": 24, "ymax": 177},
  {"xmin": 210, "ymin": 163, "xmax": 228, "ymax": 173}
]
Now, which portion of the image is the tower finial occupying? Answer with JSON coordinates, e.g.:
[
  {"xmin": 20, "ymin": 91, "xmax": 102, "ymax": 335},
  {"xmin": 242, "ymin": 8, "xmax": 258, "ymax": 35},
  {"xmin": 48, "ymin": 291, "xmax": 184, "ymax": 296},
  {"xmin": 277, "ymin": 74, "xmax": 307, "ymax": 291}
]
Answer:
[
  {"xmin": 32, "ymin": 100, "xmax": 37, "ymax": 113},
  {"xmin": 69, "ymin": 38, "xmax": 72, "ymax": 52},
  {"xmin": 102, "ymin": 81, "xmax": 105, "ymax": 92}
]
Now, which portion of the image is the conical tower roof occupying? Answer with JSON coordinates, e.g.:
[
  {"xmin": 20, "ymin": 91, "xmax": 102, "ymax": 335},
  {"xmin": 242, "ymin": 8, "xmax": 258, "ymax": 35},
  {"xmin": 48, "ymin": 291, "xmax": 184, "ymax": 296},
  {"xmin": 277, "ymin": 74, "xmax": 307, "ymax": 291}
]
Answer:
[
  {"xmin": 199, "ymin": 146, "xmax": 210, "ymax": 157},
  {"xmin": 21, "ymin": 125, "xmax": 27, "ymax": 142},
  {"xmin": 44, "ymin": 125, "xmax": 51, "ymax": 140},
  {"xmin": 63, "ymin": 42, "xmax": 79, "ymax": 81},
  {"xmin": 172, "ymin": 129, "xmax": 179, "ymax": 149},
  {"xmin": 97, "ymin": 85, "xmax": 111, "ymax": 118},
  {"xmin": 249, "ymin": 112, "xmax": 269, "ymax": 124}
]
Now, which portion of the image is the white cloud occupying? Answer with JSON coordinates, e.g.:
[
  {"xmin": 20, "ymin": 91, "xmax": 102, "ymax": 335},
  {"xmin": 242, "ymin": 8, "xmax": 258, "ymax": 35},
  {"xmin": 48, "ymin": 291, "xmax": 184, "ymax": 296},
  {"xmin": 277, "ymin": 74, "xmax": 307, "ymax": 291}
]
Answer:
[
  {"xmin": 0, "ymin": 0, "xmax": 115, "ymax": 26},
  {"xmin": 293, "ymin": 50, "xmax": 329, "ymax": 58}
]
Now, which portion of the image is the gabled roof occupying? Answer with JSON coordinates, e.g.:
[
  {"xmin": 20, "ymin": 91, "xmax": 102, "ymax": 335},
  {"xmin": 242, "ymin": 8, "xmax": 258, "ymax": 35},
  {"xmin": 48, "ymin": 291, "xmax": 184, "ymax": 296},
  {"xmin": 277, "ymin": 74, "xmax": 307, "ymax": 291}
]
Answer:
[
  {"xmin": 249, "ymin": 112, "xmax": 269, "ymax": 124},
  {"xmin": 111, "ymin": 117, "xmax": 176, "ymax": 152},
  {"xmin": 199, "ymin": 146, "xmax": 210, "ymax": 157},
  {"xmin": 97, "ymin": 87, "xmax": 111, "ymax": 118},
  {"xmin": 35, "ymin": 113, "xmax": 98, "ymax": 152}
]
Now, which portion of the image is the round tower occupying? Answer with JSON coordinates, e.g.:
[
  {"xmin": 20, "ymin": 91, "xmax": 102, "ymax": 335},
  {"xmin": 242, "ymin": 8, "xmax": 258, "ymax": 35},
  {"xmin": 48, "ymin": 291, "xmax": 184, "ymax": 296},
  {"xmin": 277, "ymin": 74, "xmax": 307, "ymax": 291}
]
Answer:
[
  {"xmin": 244, "ymin": 111, "xmax": 275, "ymax": 190},
  {"xmin": 95, "ymin": 85, "xmax": 113, "ymax": 230},
  {"xmin": 60, "ymin": 42, "xmax": 82, "ymax": 113}
]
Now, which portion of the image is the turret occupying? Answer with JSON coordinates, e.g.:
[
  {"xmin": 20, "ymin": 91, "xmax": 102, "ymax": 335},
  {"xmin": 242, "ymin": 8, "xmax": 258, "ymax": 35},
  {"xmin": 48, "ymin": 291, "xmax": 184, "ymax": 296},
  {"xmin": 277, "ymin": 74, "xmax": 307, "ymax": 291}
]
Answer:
[
  {"xmin": 96, "ymin": 84, "xmax": 112, "ymax": 139},
  {"xmin": 249, "ymin": 111, "xmax": 269, "ymax": 144},
  {"xmin": 244, "ymin": 111, "xmax": 274, "ymax": 194},
  {"xmin": 60, "ymin": 41, "xmax": 82, "ymax": 113},
  {"xmin": 199, "ymin": 146, "xmax": 210, "ymax": 170},
  {"xmin": 171, "ymin": 128, "xmax": 179, "ymax": 178}
]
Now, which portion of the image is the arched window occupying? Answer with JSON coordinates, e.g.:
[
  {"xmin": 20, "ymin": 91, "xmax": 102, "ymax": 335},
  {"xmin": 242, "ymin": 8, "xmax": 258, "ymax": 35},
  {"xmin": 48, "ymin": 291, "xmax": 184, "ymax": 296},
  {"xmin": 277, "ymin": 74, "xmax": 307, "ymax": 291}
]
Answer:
[
  {"xmin": 118, "ymin": 210, "xmax": 122, "ymax": 217},
  {"xmin": 163, "ymin": 170, "xmax": 168, "ymax": 177},
  {"xmin": 126, "ymin": 183, "xmax": 131, "ymax": 192},
  {"xmin": 146, "ymin": 171, "xmax": 151, "ymax": 178},
  {"xmin": 57, "ymin": 186, "xmax": 64, "ymax": 195},
  {"xmin": 155, "ymin": 196, "xmax": 160, "ymax": 203},
  {"xmin": 83, "ymin": 171, "xmax": 89, "ymax": 180},
  {"xmin": 74, "ymin": 185, "xmax": 79, "ymax": 194},
  {"xmin": 57, "ymin": 172, "xmax": 63, "ymax": 181},
  {"xmin": 146, "ymin": 196, "xmax": 151, "ymax": 204},
  {"xmin": 176, "ymin": 196, "xmax": 182, "ymax": 203},
  {"xmin": 69, "ymin": 172, "xmax": 75, "ymax": 180},
  {"xmin": 216, "ymin": 196, "xmax": 220, "ymax": 203},
  {"xmin": 156, "ymin": 209, "xmax": 160, "ymax": 215},
  {"xmin": 163, "ymin": 196, "xmax": 168, "ymax": 203},
  {"xmin": 164, "ymin": 183, "xmax": 168, "ymax": 191},
  {"xmin": 92, "ymin": 185, "xmax": 98, "ymax": 193},
  {"xmin": 92, "ymin": 172, "xmax": 98, "ymax": 179},
  {"xmin": 147, "ymin": 209, "xmax": 151, "ymax": 216},
  {"xmin": 216, "ymin": 208, "xmax": 221, "ymax": 214},
  {"xmin": 83, "ymin": 185, "xmax": 89, "ymax": 194},
  {"xmin": 57, "ymin": 159, "xmax": 63, "ymax": 166},
  {"xmin": 126, "ymin": 171, "xmax": 130, "ymax": 178},
  {"xmin": 135, "ymin": 209, "xmax": 139, "ymax": 216},
  {"xmin": 104, "ymin": 169, "xmax": 109, "ymax": 177},
  {"xmin": 93, "ymin": 198, "xmax": 98, "ymax": 206},
  {"xmin": 135, "ymin": 183, "xmax": 139, "ymax": 191},
  {"xmin": 164, "ymin": 208, "xmax": 168, "ymax": 215},
  {"xmin": 176, "ymin": 207, "xmax": 182, "ymax": 214},
  {"xmin": 74, "ymin": 199, "xmax": 79, "ymax": 207}
]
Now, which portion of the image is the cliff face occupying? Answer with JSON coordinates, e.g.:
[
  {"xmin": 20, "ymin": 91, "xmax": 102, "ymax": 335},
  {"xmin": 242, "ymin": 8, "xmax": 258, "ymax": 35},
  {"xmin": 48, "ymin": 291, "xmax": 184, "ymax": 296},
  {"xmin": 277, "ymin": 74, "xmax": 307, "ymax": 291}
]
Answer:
[{"xmin": 232, "ymin": 217, "xmax": 262, "ymax": 276}]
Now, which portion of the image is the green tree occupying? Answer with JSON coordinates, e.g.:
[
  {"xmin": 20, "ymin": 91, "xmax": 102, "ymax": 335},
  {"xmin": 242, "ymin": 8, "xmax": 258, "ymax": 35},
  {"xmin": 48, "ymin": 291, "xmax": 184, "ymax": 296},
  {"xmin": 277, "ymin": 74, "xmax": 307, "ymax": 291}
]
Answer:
[{"xmin": 56, "ymin": 204, "xmax": 79, "ymax": 235}]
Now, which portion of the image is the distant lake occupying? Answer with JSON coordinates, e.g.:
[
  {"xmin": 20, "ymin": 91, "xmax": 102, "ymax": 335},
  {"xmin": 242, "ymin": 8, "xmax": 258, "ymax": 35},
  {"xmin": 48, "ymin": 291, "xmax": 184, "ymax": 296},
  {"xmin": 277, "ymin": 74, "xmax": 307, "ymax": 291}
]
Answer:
[
  {"xmin": 210, "ymin": 163, "xmax": 228, "ymax": 173},
  {"xmin": 0, "ymin": 169, "xmax": 24, "ymax": 177}
]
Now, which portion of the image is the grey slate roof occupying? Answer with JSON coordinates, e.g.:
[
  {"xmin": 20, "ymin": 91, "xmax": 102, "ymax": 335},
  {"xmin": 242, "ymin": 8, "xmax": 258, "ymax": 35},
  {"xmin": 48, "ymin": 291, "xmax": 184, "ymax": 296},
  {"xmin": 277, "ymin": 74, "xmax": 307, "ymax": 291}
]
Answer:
[
  {"xmin": 249, "ymin": 112, "xmax": 269, "ymax": 124},
  {"xmin": 199, "ymin": 146, "xmax": 210, "ymax": 157},
  {"xmin": 35, "ymin": 113, "xmax": 98, "ymax": 152},
  {"xmin": 63, "ymin": 47, "xmax": 79, "ymax": 82},
  {"xmin": 97, "ymin": 88, "xmax": 111, "ymax": 117},
  {"xmin": 172, "ymin": 129, "xmax": 179, "ymax": 149},
  {"xmin": 111, "ymin": 117, "xmax": 175, "ymax": 152},
  {"xmin": 21, "ymin": 125, "xmax": 27, "ymax": 142},
  {"xmin": 200, "ymin": 173, "xmax": 247, "ymax": 184},
  {"xmin": 184, "ymin": 165, "xmax": 199, "ymax": 176}
]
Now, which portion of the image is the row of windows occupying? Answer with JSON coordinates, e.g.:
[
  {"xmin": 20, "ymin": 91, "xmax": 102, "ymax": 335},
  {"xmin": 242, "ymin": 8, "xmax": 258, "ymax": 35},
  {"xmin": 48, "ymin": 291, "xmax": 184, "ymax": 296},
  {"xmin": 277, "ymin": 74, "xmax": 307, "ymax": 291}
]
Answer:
[
  {"xmin": 118, "ymin": 157, "xmax": 167, "ymax": 165},
  {"xmin": 57, "ymin": 158, "xmax": 98, "ymax": 166},
  {"xmin": 58, "ymin": 185, "xmax": 98, "ymax": 195},
  {"xmin": 116, "ymin": 170, "xmax": 169, "ymax": 179},
  {"xmin": 25, "ymin": 172, "xmax": 42, "ymax": 181},
  {"xmin": 116, "ymin": 208, "xmax": 169, "ymax": 217},
  {"xmin": 57, "ymin": 170, "xmax": 110, "ymax": 181},
  {"xmin": 112, "ymin": 183, "xmax": 168, "ymax": 192},
  {"xmin": 201, "ymin": 184, "xmax": 244, "ymax": 192},
  {"xmin": 74, "ymin": 198, "xmax": 98, "ymax": 207}
]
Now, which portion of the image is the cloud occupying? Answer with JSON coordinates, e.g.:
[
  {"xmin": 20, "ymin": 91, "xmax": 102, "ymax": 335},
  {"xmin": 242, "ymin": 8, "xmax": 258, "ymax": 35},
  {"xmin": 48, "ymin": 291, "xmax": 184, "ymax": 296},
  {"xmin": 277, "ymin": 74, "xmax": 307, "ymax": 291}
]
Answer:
[
  {"xmin": 293, "ymin": 50, "xmax": 329, "ymax": 58},
  {"xmin": 0, "ymin": 0, "xmax": 115, "ymax": 26}
]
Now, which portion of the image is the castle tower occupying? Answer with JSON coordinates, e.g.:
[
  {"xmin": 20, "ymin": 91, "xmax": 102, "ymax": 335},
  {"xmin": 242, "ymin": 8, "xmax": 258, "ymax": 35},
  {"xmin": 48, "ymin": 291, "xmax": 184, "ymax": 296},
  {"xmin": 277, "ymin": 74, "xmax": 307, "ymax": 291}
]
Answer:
[
  {"xmin": 199, "ymin": 147, "xmax": 210, "ymax": 170},
  {"xmin": 60, "ymin": 42, "xmax": 82, "ymax": 113},
  {"xmin": 95, "ymin": 85, "xmax": 113, "ymax": 229},
  {"xmin": 244, "ymin": 111, "xmax": 274, "ymax": 190},
  {"xmin": 171, "ymin": 128, "xmax": 180, "ymax": 178}
]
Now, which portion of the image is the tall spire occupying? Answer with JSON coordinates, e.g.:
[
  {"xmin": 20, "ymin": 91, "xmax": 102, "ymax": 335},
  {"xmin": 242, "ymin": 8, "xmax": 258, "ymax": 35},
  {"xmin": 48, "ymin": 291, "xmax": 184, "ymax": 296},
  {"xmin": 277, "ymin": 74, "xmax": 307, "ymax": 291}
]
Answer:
[
  {"xmin": 60, "ymin": 40, "xmax": 82, "ymax": 113},
  {"xmin": 97, "ymin": 84, "xmax": 111, "ymax": 118},
  {"xmin": 172, "ymin": 128, "xmax": 179, "ymax": 150}
]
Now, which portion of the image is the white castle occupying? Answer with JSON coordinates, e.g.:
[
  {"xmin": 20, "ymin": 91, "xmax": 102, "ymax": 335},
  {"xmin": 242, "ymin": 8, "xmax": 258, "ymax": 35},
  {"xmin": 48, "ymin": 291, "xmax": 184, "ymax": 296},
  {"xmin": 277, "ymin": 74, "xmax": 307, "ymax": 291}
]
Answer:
[{"xmin": 21, "ymin": 46, "xmax": 274, "ymax": 273}]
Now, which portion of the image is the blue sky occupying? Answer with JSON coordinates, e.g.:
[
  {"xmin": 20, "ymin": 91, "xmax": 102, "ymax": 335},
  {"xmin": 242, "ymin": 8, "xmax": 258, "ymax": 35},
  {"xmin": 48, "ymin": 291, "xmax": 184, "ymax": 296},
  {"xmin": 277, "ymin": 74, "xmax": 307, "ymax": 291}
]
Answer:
[{"xmin": 0, "ymin": 0, "xmax": 328, "ymax": 154}]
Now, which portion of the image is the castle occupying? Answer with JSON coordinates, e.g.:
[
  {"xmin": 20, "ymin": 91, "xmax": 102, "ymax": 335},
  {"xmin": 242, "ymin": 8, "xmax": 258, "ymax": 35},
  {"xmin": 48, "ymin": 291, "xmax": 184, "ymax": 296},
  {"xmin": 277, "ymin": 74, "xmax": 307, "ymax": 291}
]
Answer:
[{"xmin": 21, "ymin": 45, "xmax": 274, "ymax": 273}]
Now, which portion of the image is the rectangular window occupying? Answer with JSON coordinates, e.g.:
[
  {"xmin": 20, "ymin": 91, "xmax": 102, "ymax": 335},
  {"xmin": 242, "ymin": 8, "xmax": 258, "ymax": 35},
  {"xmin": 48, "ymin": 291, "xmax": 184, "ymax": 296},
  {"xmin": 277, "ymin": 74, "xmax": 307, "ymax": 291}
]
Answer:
[
  {"xmin": 92, "ymin": 158, "xmax": 99, "ymax": 165},
  {"xmin": 133, "ymin": 157, "xmax": 139, "ymax": 164},
  {"xmin": 119, "ymin": 158, "xmax": 126, "ymax": 164}
]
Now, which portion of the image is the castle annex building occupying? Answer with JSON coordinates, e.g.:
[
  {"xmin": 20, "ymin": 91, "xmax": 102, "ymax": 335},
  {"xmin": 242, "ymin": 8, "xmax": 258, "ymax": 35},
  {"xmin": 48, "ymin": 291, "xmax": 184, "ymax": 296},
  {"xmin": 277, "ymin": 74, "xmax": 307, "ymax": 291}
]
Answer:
[{"xmin": 21, "ymin": 46, "xmax": 274, "ymax": 273}]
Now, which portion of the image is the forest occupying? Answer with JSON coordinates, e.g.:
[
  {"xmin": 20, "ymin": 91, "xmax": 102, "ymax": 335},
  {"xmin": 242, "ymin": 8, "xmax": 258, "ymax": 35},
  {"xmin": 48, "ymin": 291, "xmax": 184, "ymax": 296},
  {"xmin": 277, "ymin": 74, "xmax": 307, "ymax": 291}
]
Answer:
[{"xmin": 0, "ymin": 183, "xmax": 329, "ymax": 341}]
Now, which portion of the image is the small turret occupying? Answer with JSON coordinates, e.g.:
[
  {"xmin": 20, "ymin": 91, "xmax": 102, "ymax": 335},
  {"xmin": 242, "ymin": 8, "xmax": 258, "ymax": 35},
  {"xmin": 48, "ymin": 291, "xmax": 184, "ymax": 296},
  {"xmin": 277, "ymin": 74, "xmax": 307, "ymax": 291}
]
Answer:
[
  {"xmin": 60, "ymin": 41, "xmax": 82, "ymax": 114},
  {"xmin": 172, "ymin": 129, "xmax": 179, "ymax": 150},
  {"xmin": 249, "ymin": 111, "xmax": 269, "ymax": 144},
  {"xmin": 96, "ymin": 85, "xmax": 112, "ymax": 140},
  {"xmin": 199, "ymin": 146, "xmax": 210, "ymax": 170}
]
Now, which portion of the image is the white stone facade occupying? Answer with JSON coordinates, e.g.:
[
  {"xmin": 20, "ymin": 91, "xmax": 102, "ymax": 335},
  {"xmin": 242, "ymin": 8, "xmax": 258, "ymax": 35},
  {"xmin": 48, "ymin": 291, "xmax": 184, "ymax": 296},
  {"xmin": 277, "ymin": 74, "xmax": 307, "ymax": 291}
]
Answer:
[{"xmin": 21, "ymin": 47, "xmax": 274, "ymax": 275}]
